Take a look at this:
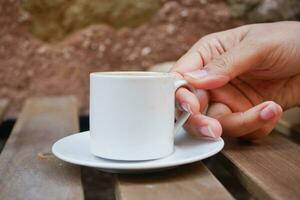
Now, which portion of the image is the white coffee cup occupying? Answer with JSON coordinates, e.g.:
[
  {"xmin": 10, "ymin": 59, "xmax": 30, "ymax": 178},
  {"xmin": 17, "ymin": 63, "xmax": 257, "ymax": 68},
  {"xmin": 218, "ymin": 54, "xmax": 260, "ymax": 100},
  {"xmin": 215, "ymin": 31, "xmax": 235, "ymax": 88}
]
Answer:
[{"xmin": 90, "ymin": 71, "xmax": 193, "ymax": 161}]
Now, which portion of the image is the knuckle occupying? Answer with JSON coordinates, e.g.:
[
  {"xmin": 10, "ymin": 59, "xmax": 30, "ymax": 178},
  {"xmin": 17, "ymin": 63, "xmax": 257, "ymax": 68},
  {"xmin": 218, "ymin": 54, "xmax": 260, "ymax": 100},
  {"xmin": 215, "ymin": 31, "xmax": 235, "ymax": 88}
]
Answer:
[
  {"xmin": 239, "ymin": 112, "xmax": 249, "ymax": 132},
  {"xmin": 239, "ymin": 112, "xmax": 246, "ymax": 125},
  {"xmin": 212, "ymin": 55, "xmax": 232, "ymax": 73},
  {"xmin": 200, "ymin": 34, "xmax": 214, "ymax": 42}
]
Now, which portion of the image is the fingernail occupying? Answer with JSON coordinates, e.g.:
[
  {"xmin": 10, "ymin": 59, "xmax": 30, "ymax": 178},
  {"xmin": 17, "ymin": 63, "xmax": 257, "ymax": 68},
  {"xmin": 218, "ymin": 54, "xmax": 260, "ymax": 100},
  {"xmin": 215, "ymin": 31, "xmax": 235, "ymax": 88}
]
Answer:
[
  {"xmin": 181, "ymin": 102, "xmax": 193, "ymax": 114},
  {"xmin": 184, "ymin": 69, "xmax": 209, "ymax": 79},
  {"xmin": 199, "ymin": 126, "xmax": 216, "ymax": 138},
  {"xmin": 260, "ymin": 103, "xmax": 277, "ymax": 120}
]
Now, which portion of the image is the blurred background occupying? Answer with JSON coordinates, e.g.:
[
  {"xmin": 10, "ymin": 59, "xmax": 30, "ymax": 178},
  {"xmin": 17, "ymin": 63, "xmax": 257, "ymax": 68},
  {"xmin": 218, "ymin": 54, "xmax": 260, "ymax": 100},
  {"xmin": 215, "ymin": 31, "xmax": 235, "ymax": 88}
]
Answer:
[{"xmin": 1, "ymin": 0, "xmax": 300, "ymax": 118}]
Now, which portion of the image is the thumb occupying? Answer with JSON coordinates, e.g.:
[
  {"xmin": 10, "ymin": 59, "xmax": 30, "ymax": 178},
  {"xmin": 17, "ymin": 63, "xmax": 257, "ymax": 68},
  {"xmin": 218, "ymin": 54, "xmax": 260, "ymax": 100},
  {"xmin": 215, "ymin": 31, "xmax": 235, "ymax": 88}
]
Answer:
[{"xmin": 183, "ymin": 43, "xmax": 262, "ymax": 89}]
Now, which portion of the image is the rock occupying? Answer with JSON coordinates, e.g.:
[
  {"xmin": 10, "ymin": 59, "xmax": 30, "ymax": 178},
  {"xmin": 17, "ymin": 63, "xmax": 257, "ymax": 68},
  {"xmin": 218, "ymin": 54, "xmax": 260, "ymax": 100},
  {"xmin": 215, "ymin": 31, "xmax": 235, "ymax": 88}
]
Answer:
[
  {"xmin": 180, "ymin": 9, "xmax": 189, "ymax": 17},
  {"xmin": 228, "ymin": 0, "xmax": 300, "ymax": 22},
  {"xmin": 248, "ymin": 0, "xmax": 300, "ymax": 22},
  {"xmin": 227, "ymin": 0, "xmax": 261, "ymax": 19},
  {"xmin": 166, "ymin": 24, "xmax": 176, "ymax": 34},
  {"xmin": 23, "ymin": 0, "xmax": 162, "ymax": 43},
  {"xmin": 0, "ymin": 0, "xmax": 244, "ymax": 117},
  {"xmin": 141, "ymin": 47, "xmax": 152, "ymax": 56}
]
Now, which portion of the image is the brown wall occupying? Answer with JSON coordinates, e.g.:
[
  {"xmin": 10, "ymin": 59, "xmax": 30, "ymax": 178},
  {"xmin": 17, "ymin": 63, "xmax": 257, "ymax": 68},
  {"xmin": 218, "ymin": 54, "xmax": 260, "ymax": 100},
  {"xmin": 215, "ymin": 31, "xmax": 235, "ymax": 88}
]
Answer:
[{"xmin": 1, "ymin": 0, "xmax": 299, "ymax": 118}]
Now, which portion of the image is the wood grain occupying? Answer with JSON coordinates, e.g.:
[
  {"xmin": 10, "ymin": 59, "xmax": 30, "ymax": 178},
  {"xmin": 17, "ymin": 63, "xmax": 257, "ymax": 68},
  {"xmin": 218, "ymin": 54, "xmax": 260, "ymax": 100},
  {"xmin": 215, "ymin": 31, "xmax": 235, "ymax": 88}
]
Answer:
[
  {"xmin": 0, "ymin": 97, "xmax": 83, "ymax": 200},
  {"xmin": 222, "ymin": 132, "xmax": 300, "ymax": 200},
  {"xmin": 0, "ymin": 99, "xmax": 9, "ymax": 122},
  {"xmin": 115, "ymin": 162, "xmax": 233, "ymax": 200}
]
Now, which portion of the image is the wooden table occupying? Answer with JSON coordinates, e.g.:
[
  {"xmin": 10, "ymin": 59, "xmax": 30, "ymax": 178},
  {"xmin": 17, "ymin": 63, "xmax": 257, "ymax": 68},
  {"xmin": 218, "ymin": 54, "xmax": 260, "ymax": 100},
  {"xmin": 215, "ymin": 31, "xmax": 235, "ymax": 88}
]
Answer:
[{"xmin": 0, "ymin": 97, "xmax": 299, "ymax": 200}]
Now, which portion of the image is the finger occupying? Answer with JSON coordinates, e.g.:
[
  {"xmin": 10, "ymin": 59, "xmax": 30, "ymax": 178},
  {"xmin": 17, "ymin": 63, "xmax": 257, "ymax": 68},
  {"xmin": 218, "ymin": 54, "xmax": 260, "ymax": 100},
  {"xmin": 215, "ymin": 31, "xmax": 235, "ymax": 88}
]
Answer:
[
  {"xmin": 209, "ymin": 83, "xmax": 253, "ymax": 112},
  {"xmin": 230, "ymin": 78, "xmax": 264, "ymax": 106},
  {"xmin": 172, "ymin": 37, "xmax": 226, "ymax": 74},
  {"xmin": 208, "ymin": 101, "xmax": 282, "ymax": 137},
  {"xmin": 184, "ymin": 114, "xmax": 222, "ymax": 138},
  {"xmin": 206, "ymin": 102, "xmax": 232, "ymax": 118},
  {"xmin": 171, "ymin": 34, "xmax": 222, "ymax": 74},
  {"xmin": 240, "ymin": 111, "xmax": 282, "ymax": 140},
  {"xmin": 183, "ymin": 41, "xmax": 265, "ymax": 89},
  {"xmin": 193, "ymin": 89, "xmax": 209, "ymax": 113},
  {"xmin": 176, "ymin": 88, "xmax": 200, "ymax": 114},
  {"xmin": 172, "ymin": 25, "xmax": 250, "ymax": 80},
  {"xmin": 172, "ymin": 52, "xmax": 204, "ymax": 74},
  {"xmin": 240, "ymin": 122, "xmax": 276, "ymax": 140},
  {"xmin": 189, "ymin": 27, "xmax": 250, "ymax": 53}
]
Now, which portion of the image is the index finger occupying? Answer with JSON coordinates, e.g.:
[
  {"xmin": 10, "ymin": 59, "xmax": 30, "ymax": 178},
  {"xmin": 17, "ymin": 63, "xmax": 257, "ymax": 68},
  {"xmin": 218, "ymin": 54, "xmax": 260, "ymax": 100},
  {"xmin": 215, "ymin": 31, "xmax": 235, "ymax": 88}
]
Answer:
[
  {"xmin": 171, "ymin": 34, "xmax": 219, "ymax": 74},
  {"xmin": 171, "ymin": 51, "xmax": 204, "ymax": 74}
]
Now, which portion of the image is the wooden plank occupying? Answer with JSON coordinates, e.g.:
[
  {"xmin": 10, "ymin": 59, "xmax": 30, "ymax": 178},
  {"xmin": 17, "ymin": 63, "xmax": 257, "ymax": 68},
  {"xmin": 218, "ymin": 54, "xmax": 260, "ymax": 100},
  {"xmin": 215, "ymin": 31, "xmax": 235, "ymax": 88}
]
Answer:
[
  {"xmin": 0, "ymin": 97, "xmax": 84, "ymax": 200},
  {"xmin": 115, "ymin": 163, "xmax": 233, "ymax": 200},
  {"xmin": 275, "ymin": 107, "xmax": 300, "ymax": 142},
  {"xmin": 222, "ymin": 132, "xmax": 300, "ymax": 200},
  {"xmin": 81, "ymin": 167, "xmax": 115, "ymax": 200},
  {"xmin": 0, "ymin": 99, "xmax": 9, "ymax": 122}
]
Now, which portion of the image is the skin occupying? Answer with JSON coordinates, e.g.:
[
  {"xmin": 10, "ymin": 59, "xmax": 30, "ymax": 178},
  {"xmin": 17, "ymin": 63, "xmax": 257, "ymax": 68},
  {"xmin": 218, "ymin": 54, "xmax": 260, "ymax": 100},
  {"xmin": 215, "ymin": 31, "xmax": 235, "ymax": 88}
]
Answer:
[{"xmin": 172, "ymin": 21, "xmax": 300, "ymax": 140}]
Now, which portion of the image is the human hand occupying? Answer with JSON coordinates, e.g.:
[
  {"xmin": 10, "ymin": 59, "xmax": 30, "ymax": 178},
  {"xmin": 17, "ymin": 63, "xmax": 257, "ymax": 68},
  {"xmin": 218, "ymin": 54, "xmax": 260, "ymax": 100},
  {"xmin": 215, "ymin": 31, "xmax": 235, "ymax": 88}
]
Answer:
[{"xmin": 173, "ymin": 21, "xmax": 300, "ymax": 140}]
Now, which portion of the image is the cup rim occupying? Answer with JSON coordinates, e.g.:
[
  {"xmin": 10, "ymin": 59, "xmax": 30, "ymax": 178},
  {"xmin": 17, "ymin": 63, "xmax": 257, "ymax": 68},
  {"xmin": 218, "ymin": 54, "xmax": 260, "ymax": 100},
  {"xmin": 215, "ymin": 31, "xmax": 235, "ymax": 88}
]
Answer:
[{"xmin": 90, "ymin": 71, "xmax": 173, "ymax": 78}]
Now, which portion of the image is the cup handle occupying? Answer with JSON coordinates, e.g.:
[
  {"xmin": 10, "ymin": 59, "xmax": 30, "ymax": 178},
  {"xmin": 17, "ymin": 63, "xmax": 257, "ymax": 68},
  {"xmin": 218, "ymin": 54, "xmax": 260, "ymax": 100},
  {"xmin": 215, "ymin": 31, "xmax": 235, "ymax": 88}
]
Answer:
[{"xmin": 173, "ymin": 79, "xmax": 195, "ymax": 133}]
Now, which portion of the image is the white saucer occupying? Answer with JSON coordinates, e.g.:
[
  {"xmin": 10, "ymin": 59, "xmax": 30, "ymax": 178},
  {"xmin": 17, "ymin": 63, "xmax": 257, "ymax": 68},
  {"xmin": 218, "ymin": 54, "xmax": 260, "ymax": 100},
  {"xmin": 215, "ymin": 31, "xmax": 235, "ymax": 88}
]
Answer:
[{"xmin": 52, "ymin": 130, "xmax": 224, "ymax": 173}]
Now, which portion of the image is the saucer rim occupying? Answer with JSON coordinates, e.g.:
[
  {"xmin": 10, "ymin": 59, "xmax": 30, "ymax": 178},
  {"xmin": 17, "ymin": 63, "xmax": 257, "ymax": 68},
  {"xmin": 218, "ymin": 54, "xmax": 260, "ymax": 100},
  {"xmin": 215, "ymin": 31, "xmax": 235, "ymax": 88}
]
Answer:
[{"xmin": 52, "ymin": 131, "xmax": 224, "ymax": 170}]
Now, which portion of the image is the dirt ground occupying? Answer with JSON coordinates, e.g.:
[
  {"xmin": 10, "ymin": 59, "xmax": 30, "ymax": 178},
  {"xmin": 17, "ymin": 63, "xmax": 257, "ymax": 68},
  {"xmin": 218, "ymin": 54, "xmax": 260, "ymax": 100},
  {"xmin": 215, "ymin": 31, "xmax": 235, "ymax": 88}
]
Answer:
[{"xmin": 0, "ymin": 0, "xmax": 244, "ymax": 118}]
